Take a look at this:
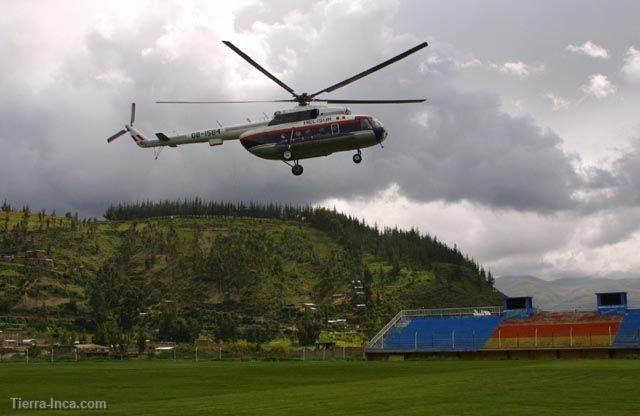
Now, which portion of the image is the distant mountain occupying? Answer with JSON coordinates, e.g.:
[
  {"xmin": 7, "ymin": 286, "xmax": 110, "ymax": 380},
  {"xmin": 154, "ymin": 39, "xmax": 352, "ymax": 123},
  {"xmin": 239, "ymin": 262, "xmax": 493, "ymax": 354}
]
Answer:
[{"xmin": 495, "ymin": 275, "xmax": 640, "ymax": 310}]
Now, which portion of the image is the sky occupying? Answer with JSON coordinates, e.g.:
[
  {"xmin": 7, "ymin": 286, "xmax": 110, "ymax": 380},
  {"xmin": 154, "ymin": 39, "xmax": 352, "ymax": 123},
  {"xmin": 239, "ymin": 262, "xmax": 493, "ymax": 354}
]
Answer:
[{"xmin": 1, "ymin": 0, "xmax": 640, "ymax": 280}]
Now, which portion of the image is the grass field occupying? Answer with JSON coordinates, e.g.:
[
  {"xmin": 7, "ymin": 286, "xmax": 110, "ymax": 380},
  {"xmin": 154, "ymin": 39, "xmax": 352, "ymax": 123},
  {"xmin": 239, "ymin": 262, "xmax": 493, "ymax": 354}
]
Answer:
[{"xmin": 1, "ymin": 359, "xmax": 640, "ymax": 415}]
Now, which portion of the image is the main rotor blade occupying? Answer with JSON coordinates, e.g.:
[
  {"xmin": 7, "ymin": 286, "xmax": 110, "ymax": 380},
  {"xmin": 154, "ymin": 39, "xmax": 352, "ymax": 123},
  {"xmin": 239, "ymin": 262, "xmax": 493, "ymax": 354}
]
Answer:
[
  {"xmin": 318, "ymin": 98, "xmax": 426, "ymax": 104},
  {"xmin": 130, "ymin": 102, "xmax": 136, "ymax": 125},
  {"xmin": 107, "ymin": 129, "xmax": 127, "ymax": 143},
  {"xmin": 156, "ymin": 99, "xmax": 295, "ymax": 104},
  {"xmin": 310, "ymin": 41, "xmax": 428, "ymax": 98},
  {"xmin": 222, "ymin": 40, "xmax": 297, "ymax": 97}
]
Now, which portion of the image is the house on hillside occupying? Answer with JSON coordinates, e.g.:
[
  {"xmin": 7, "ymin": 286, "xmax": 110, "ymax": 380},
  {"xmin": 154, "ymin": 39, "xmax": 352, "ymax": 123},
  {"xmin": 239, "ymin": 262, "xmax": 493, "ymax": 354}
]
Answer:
[
  {"xmin": 34, "ymin": 250, "xmax": 54, "ymax": 268},
  {"xmin": 25, "ymin": 249, "xmax": 54, "ymax": 268},
  {"xmin": 73, "ymin": 343, "xmax": 109, "ymax": 357},
  {"xmin": 1, "ymin": 328, "xmax": 24, "ymax": 344}
]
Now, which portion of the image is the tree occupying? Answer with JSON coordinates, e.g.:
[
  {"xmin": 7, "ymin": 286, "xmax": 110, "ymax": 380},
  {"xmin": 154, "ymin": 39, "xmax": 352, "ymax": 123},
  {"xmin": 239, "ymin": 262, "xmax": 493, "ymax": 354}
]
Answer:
[{"xmin": 297, "ymin": 312, "xmax": 321, "ymax": 346}]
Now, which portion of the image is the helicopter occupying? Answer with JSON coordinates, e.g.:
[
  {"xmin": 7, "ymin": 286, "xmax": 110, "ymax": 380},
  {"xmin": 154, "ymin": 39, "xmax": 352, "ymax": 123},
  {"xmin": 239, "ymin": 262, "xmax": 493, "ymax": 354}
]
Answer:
[{"xmin": 107, "ymin": 40, "xmax": 428, "ymax": 176}]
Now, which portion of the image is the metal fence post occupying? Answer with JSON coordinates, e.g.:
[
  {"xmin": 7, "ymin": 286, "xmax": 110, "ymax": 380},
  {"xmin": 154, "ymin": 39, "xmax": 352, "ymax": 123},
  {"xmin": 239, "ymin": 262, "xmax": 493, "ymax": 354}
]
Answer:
[
  {"xmin": 195, "ymin": 346, "xmax": 198, "ymax": 362},
  {"xmin": 51, "ymin": 347, "xmax": 54, "ymax": 363},
  {"xmin": 452, "ymin": 330, "xmax": 455, "ymax": 349},
  {"xmin": 414, "ymin": 331, "xmax": 418, "ymax": 350},
  {"xmin": 219, "ymin": 346, "xmax": 222, "ymax": 360},
  {"xmin": 609, "ymin": 325, "xmax": 612, "ymax": 346},
  {"xmin": 535, "ymin": 328, "xmax": 538, "ymax": 347}
]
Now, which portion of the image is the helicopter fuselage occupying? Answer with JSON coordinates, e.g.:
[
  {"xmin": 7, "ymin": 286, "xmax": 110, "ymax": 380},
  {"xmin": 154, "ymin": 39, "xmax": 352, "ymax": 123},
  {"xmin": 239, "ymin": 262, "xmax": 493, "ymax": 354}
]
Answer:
[
  {"xmin": 240, "ymin": 114, "xmax": 387, "ymax": 160},
  {"xmin": 136, "ymin": 106, "xmax": 387, "ymax": 162}
]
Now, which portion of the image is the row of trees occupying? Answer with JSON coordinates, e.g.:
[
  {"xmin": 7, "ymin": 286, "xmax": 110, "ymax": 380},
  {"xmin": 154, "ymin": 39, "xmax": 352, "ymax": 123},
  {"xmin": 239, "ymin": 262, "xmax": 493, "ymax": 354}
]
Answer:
[{"xmin": 104, "ymin": 199, "xmax": 486, "ymax": 275}]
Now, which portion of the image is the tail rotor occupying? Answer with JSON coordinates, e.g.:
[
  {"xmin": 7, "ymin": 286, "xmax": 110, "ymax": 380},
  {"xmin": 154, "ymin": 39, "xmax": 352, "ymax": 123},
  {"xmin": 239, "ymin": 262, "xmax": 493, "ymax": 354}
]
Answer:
[{"xmin": 106, "ymin": 103, "xmax": 136, "ymax": 143}]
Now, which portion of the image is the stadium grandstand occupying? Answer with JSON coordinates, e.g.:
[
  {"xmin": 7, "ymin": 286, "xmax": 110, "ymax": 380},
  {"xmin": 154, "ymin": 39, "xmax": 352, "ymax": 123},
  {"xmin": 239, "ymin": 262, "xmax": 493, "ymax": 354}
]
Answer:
[{"xmin": 366, "ymin": 292, "xmax": 640, "ymax": 359}]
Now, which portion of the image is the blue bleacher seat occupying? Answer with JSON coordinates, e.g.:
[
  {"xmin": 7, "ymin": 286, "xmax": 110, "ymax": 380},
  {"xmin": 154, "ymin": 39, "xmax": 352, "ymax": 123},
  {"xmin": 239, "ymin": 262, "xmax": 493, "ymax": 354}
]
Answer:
[
  {"xmin": 380, "ymin": 315, "xmax": 501, "ymax": 351},
  {"xmin": 613, "ymin": 309, "xmax": 640, "ymax": 348}
]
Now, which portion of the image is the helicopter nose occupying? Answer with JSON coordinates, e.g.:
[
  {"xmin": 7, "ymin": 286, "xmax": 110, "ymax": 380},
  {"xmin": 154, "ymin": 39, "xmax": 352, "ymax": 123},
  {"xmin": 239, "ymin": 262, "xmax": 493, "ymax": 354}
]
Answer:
[{"xmin": 374, "ymin": 126, "xmax": 387, "ymax": 142}]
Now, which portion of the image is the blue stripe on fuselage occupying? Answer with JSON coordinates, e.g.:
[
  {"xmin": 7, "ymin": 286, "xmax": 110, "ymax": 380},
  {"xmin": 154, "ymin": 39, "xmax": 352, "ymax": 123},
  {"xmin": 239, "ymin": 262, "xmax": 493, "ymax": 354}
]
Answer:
[{"xmin": 240, "ymin": 118, "xmax": 368, "ymax": 150}]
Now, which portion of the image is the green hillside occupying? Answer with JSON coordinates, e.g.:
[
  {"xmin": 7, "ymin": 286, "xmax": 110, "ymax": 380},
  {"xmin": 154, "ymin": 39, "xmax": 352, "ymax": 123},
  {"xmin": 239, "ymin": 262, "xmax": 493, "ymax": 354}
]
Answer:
[{"xmin": 0, "ymin": 200, "xmax": 502, "ymax": 347}]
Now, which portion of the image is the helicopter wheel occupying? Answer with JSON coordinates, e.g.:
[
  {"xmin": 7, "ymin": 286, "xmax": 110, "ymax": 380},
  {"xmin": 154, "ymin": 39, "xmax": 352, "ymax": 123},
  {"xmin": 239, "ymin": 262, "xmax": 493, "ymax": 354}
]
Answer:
[
  {"xmin": 292, "ymin": 163, "xmax": 303, "ymax": 176},
  {"xmin": 283, "ymin": 149, "xmax": 293, "ymax": 161},
  {"xmin": 353, "ymin": 151, "xmax": 362, "ymax": 164}
]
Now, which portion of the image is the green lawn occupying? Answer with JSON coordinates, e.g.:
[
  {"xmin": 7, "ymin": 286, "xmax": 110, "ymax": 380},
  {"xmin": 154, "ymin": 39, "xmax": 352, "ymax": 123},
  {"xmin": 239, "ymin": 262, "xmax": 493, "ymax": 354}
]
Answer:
[{"xmin": 1, "ymin": 359, "xmax": 639, "ymax": 415}]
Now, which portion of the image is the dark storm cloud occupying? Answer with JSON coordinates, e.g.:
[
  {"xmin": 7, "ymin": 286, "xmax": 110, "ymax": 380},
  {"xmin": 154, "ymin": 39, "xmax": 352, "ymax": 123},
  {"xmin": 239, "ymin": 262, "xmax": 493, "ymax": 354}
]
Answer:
[{"xmin": 379, "ymin": 87, "xmax": 580, "ymax": 212}]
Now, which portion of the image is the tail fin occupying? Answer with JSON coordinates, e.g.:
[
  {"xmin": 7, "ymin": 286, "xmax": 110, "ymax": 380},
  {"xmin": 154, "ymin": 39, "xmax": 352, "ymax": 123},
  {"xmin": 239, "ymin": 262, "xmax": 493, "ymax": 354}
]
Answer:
[
  {"xmin": 106, "ymin": 103, "xmax": 148, "ymax": 147},
  {"xmin": 128, "ymin": 126, "xmax": 148, "ymax": 147}
]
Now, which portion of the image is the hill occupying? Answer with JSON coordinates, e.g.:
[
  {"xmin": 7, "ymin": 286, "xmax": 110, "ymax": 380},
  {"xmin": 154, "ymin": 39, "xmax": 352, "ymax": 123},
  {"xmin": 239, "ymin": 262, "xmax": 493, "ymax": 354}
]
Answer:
[
  {"xmin": 495, "ymin": 275, "xmax": 640, "ymax": 310},
  {"xmin": 0, "ymin": 200, "xmax": 502, "ymax": 347}
]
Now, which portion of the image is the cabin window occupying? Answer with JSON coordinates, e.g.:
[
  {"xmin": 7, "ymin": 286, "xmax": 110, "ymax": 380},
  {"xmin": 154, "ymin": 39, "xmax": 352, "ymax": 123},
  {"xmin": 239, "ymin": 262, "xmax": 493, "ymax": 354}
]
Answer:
[{"xmin": 268, "ymin": 108, "xmax": 320, "ymax": 126}]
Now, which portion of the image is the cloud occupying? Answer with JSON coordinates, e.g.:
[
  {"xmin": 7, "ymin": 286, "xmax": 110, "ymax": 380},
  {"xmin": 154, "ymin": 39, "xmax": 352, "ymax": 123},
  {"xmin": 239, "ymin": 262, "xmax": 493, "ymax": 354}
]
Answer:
[
  {"xmin": 419, "ymin": 54, "xmax": 482, "ymax": 74},
  {"xmin": 455, "ymin": 57, "xmax": 482, "ymax": 69},
  {"xmin": 491, "ymin": 61, "xmax": 544, "ymax": 78},
  {"xmin": 567, "ymin": 41, "xmax": 609, "ymax": 59},
  {"xmin": 581, "ymin": 74, "xmax": 617, "ymax": 98},
  {"xmin": 544, "ymin": 93, "xmax": 570, "ymax": 110},
  {"xmin": 94, "ymin": 69, "xmax": 133, "ymax": 84},
  {"xmin": 2, "ymin": 0, "xmax": 640, "ymax": 281},
  {"xmin": 622, "ymin": 46, "xmax": 640, "ymax": 82}
]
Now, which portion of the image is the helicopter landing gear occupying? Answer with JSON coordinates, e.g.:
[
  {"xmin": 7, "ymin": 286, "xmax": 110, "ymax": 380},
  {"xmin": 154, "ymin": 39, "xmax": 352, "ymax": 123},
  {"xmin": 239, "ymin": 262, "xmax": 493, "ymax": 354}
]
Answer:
[
  {"xmin": 353, "ymin": 150, "xmax": 362, "ymax": 164},
  {"xmin": 292, "ymin": 163, "xmax": 304, "ymax": 176},
  {"xmin": 283, "ymin": 159, "xmax": 304, "ymax": 176},
  {"xmin": 283, "ymin": 149, "xmax": 293, "ymax": 161}
]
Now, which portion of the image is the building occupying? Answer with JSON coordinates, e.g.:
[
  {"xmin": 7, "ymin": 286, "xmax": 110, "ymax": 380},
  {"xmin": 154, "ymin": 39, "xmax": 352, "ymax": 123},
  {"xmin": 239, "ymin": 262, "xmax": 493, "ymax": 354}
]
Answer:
[{"xmin": 366, "ymin": 292, "xmax": 640, "ymax": 359}]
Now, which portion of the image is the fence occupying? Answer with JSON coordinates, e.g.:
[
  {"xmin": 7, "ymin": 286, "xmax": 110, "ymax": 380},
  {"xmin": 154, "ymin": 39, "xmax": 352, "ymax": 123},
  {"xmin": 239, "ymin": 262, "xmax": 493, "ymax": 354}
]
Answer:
[{"xmin": 0, "ymin": 345, "xmax": 367, "ymax": 363}]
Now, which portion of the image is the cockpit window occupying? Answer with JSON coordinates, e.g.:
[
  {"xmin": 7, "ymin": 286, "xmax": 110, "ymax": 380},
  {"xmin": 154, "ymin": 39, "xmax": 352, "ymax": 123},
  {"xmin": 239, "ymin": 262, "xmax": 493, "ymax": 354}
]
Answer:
[
  {"xmin": 360, "ymin": 118, "xmax": 373, "ymax": 130},
  {"xmin": 371, "ymin": 118, "xmax": 382, "ymax": 128}
]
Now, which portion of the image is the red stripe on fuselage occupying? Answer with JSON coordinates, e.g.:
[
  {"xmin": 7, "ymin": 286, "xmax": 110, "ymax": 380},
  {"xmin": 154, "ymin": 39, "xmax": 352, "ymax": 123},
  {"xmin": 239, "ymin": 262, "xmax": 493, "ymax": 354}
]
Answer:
[{"xmin": 240, "ymin": 116, "xmax": 365, "ymax": 143}]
